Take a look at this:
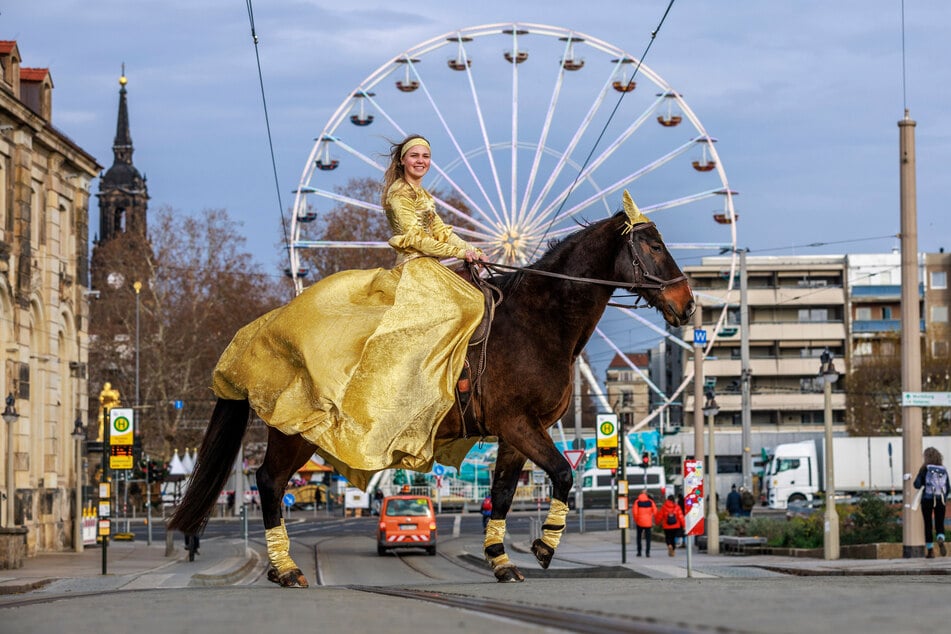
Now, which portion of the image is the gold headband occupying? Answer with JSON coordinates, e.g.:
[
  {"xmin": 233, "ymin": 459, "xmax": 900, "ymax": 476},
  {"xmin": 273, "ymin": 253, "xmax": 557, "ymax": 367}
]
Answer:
[
  {"xmin": 621, "ymin": 189, "xmax": 650, "ymax": 234},
  {"xmin": 400, "ymin": 138, "xmax": 431, "ymax": 159}
]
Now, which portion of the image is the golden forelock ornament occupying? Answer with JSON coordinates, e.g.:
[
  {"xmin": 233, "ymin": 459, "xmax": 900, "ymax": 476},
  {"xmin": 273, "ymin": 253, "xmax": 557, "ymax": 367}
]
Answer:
[{"xmin": 621, "ymin": 189, "xmax": 650, "ymax": 233}]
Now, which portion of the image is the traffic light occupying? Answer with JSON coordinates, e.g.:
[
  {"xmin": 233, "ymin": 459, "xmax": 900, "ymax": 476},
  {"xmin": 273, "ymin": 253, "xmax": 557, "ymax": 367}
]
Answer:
[{"xmin": 641, "ymin": 452, "xmax": 650, "ymax": 469}]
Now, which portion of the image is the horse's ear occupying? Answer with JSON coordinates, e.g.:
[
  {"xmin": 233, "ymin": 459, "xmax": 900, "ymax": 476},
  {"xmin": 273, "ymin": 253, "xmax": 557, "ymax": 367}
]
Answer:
[{"xmin": 622, "ymin": 190, "xmax": 650, "ymax": 230}]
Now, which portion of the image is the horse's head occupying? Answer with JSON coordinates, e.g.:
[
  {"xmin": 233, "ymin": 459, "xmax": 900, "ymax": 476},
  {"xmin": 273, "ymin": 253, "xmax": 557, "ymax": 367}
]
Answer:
[{"xmin": 612, "ymin": 193, "xmax": 695, "ymax": 326}]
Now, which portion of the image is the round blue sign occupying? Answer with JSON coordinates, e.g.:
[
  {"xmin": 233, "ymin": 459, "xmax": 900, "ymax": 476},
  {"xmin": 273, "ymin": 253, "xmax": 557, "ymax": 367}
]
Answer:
[
  {"xmin": 282, "ymin": 493, "xmax": 296, "ymax": 507},
  {"xmin": 433, "ymin": 464, "xmax": 445, "ymax": 476}
]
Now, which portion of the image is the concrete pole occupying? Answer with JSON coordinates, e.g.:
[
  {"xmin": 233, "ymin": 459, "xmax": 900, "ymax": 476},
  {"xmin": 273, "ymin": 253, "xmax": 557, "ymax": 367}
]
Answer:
[
  {"xmin": 899, "ymin": 109, "xmax": 924, "ymax": 558},
  {"xmin": 4, "ymin": 403, "xmax": 16, "ymax": 527},
  {"xmin": 706, "ymin": 408, "xmax": 719, "ymax": 555},
  {"xmin": 74, "ymin": 433, "xmax": 83, "ymax": 552},
  {"xmin": 739, "ymin": 249, "xmax": 752, "ymax": 491},
  {"xmin": 823, "ymin": 366, "xmax": 840, "ymax": 560}
]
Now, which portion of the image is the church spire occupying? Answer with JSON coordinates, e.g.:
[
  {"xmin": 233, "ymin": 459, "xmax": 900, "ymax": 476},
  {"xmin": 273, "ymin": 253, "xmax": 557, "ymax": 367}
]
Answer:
[{"xmin": 112, "ymin": 63, "xmax": 133, "ymax": 165}]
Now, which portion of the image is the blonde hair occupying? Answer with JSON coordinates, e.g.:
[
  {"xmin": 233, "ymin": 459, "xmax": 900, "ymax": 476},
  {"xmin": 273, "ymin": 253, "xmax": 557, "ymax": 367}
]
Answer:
[
  {"xmin": 380, "ymin": 133, "xmax": 430, "ymax": 207},
  {"xmin": 924, "ymin": 446, "xmax": 944, "ymax": 466}
]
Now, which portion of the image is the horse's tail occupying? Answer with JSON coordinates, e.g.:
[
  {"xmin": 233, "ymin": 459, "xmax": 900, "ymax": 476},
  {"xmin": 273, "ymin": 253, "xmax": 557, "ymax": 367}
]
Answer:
[{"xmin": 168, "ymin": 398, "xmax": 251, "ymax": 534}]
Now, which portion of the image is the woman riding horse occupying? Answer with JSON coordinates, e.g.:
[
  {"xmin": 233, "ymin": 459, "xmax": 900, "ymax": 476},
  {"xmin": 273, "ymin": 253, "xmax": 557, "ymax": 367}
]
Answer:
[{"xmin": 170, "ymin": 153, "xmax": 694, "ymax": 585}]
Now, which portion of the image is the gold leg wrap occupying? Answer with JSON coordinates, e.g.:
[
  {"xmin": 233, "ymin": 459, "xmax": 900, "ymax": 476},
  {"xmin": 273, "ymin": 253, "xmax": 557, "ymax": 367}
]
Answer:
[
  {"xmin": 483, "ymin": 518, "xmax": 511, "ymax": 568},
  {"xmin": 540, "ymin": 499, "xmax": 569, "ymax": 551},
  {"xmin": 265, "ymin": 519, "xmax": 297, "ymax": 575}
]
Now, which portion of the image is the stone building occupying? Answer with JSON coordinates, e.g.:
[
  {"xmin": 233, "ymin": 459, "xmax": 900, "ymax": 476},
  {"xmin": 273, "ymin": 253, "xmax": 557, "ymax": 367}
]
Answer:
[{"xmin": 0, "ymin": 40, "xmax": 99, "ymax": 553}]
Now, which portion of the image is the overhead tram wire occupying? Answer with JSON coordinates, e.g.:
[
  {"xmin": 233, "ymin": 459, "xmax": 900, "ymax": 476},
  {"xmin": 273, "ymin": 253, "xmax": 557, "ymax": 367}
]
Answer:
[
  {"xmin": 245, "ymin": 0, "xmax": 289, "ymax": 252},
  {"xmin": 528, "ymin": 0, "xmax": 678, "ymax": 261}
]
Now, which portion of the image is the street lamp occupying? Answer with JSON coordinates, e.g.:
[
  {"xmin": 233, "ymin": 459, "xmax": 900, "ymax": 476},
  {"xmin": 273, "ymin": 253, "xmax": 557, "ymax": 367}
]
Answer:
[
  {"xmin": 3, "ymin": 394, "xmax": 19, "ymax": 528},
  {"xmin": 702, "ymin": 389, "xmax": 720, "ymax": 555},
  {"xmin": 72, "ymin": 417, "xmax": 85, "ymax": 552},
  {"xmin": 819, "ymin": 349, "xmax": 840, "ymax": 560}
]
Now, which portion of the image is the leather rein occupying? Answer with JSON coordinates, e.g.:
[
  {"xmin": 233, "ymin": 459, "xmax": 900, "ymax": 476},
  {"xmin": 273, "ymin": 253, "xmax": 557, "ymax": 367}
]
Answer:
[{"xmin": 480, "ymin": 222, "xmax": 687, "ymax": 304}]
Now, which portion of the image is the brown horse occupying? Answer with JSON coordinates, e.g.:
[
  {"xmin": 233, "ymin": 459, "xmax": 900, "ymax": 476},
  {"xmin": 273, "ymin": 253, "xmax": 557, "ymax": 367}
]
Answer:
[{"xmin": 169, "ymin": 208, "xmax": 693, "ymax": 585}]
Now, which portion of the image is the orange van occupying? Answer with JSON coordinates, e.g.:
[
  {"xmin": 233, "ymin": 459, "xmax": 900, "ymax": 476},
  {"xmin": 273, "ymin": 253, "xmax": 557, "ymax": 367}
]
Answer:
[{"xmin": 376, "ymin": 495, "xmax": 437, "ymax": 556}]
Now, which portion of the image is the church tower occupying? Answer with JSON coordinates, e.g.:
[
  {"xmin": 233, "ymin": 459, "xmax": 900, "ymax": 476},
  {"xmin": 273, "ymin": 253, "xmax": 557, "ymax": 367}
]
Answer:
[{"xmin": 91, "ymin": 68, "xmax": 150, "ymax": 292}]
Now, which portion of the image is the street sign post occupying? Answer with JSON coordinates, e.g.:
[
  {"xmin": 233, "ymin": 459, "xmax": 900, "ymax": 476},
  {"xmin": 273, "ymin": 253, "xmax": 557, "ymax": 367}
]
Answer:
[
  {"xmin": 563, "ymin": 449, "xmax": 586, "ymax": 470},
  {"xmin": 902, "ymin": 392, "xmax": 951, "ymax": 407}
]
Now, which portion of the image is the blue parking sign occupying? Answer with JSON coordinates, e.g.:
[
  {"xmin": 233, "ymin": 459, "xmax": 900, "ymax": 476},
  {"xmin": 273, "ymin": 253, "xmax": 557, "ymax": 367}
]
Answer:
[{"xmin": 693, "ymin": 329, "xmax": 707, "ymax": 345}]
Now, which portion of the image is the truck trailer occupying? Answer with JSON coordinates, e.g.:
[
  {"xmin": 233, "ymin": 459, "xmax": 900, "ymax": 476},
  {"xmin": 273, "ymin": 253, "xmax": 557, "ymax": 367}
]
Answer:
[{"xmin": 764, "ymin": 436, "xmax": 951, "ymax": 509}]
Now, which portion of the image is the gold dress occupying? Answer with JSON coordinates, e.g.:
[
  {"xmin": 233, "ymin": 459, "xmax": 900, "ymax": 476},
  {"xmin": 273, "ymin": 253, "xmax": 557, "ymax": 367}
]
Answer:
[{"xmin": 212, "ymin": 179, "xmax": 484, "ymax": 489}]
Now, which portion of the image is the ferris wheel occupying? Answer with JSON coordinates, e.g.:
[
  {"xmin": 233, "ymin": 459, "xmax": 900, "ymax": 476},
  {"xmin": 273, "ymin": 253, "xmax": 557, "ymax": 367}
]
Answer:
[{"xmin": 288, "ymin": 23, "xmax": 739, "ymax": 431}]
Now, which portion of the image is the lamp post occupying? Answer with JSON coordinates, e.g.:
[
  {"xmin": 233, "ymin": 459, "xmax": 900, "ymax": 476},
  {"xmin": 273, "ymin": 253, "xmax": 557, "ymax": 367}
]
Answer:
[
  {"xmin": 819, "ymin": 349, "xmax": 840, "ymax": 560},
  {"xmin": 3, "ymin": 394, "xmax": 19, "ymax": 527},
  {"xmin": 703, "ymin": 390, "xmax": 720, "ymax": 555},
  {"xmin": 72, "ymin": 417, "xmax": 85, "ymax": 552}
]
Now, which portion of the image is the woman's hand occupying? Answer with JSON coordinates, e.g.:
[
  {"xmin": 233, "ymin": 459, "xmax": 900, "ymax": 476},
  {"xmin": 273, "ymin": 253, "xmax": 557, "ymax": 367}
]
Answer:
[{"xmin": 464, "ymin": 250, "xmax": 488, "ymax": 263}]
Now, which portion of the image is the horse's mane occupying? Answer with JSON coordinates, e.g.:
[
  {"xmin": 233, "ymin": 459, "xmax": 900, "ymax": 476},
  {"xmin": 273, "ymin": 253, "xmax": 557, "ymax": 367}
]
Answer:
[{"xmin": 490, "ymin": 213, "xmax": 625, "ymax": 294}]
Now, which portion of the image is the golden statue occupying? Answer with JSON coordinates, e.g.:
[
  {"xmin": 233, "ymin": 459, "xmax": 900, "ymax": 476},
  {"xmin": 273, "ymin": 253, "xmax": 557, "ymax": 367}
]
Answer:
[{"xmin": 96, "ymin": 382, "xmax": 122, "ymax": 441}]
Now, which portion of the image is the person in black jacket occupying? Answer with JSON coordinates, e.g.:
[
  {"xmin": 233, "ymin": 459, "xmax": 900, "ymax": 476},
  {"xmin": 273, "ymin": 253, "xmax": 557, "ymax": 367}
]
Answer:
[{"xmin": 726, "ymin": 484, "xmax": 742, "ymax": 517}]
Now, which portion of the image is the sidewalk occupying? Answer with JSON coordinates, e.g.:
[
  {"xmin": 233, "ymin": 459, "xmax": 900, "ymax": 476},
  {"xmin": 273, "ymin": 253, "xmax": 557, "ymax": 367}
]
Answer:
[{"xmin": 0, "ymin": 534, "xmax": 259, "ymax": 597}]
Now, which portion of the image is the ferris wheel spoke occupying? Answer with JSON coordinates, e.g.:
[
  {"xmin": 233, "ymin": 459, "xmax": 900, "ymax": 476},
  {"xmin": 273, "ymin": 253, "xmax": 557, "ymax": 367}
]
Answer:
[
  {"xmin": 307, "ymin": 188, "xmax": 384, "ymax": 214},
  {"xmin": 610, "ymin": 307, "xmax": 692, "ymax": 352},
  {"xmin": 639, "ymin": 188, "xmax": 732, "ymax": 215},
  {"xmin": 323, "ymin": 135, "xmax": 387, "ymax": 172},
  {"xmin": 405, "ymin": 56, "xmax": 506, "ymax": 228},
  {"xmin": 593, "ymin": 326, "xmax": 667, "ymax": 400},
  {"xmin": 517, "ymin": 64, "xmax": 568, "ymax": 228},
  {"xmin": 523, "ymin": 51, "xmax": 617, "ymax": 224},
  {"xmin": 532, "ymin": 138, "xmax": 698, "ymax": 228},
  {"xmin": 455, "ymin": 37, "xmax": 511, "ymax": 225}
]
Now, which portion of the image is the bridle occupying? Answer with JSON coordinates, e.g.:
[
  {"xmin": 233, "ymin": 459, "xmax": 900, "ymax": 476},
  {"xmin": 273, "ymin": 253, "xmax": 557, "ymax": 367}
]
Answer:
[{"xmin": 481, "ymin": 221, "xmax": 687, "ymax": 300}]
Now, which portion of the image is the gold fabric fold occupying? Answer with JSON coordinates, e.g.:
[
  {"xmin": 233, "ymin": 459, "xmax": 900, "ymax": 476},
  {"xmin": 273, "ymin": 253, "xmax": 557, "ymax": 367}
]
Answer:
[{"xmin": 212, "ymin": 256, "xmax": 484, "ymax": 490}]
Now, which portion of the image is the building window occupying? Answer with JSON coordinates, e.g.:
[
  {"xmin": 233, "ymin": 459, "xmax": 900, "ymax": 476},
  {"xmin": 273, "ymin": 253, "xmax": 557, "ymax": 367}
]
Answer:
[
  {"xmin": 856, "ymin": 307, "xmax": 872, "ymax": 320},
  {"xmin": 932, "ymin": 305, "xmax": 949, "ymax": 323},
  {"xmin": 882, "ymin": 307, "xmax": 892, "ymax": 320},
  {"xmin": 798, "ymin": 308, "xmax": 829, "ymax": 322},
  {"xmin": 934, "ymin": 341, "xmax": 949, "ymax": 358},
  {"xmin": 932, "ymin": 271, "xmax": 948, "ymax": 290},
  {"xmin": 854, "ymin": 341, "xmax": 872, "ymax": 356}
]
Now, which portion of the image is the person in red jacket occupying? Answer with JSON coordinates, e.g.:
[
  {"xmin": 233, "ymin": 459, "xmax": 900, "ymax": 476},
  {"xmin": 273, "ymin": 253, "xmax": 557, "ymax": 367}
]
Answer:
[
  {"xmin": 631, "ymin": 490, "xmax": 657, "ymax": 557},
  {"xmin": 656, "ymin": 494, "xmax": 685, "ymax": 556}
]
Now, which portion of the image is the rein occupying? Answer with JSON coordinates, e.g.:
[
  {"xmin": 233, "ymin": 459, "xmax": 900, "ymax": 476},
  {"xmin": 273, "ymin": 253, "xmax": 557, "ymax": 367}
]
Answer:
[{"xmin": 481, "ymin": 222, "xmax": 687, "ymax": 294}]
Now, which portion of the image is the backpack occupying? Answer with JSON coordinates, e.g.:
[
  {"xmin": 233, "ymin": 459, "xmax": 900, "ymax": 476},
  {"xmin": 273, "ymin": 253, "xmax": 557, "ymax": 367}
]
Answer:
[
  {"xmin": 666, "ymin": 512, "xmax": 677, "ymax": 525},
  {"xmin": 924, "ymin": 465, "xmax": 948, "ymax": 501}
]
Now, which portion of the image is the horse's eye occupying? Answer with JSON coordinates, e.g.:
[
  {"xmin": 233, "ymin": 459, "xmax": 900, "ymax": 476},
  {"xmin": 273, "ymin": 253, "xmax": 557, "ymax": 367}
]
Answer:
[{"xmin": 650, "ymin": 243, "xmax": 663, "ymax": 254}]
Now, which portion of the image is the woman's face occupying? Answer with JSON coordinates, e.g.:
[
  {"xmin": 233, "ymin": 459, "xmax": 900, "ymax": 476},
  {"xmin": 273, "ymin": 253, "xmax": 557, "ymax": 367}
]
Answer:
[{"xmin": 400, "ymin": 144, "xmax": 431, "ymax": 183}]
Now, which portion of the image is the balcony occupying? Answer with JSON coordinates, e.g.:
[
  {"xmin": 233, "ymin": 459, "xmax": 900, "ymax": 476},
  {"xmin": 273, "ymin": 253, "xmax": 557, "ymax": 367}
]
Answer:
[{"xmin": 853, "ymin": 319, "xmax": 926, "ymax": 333}]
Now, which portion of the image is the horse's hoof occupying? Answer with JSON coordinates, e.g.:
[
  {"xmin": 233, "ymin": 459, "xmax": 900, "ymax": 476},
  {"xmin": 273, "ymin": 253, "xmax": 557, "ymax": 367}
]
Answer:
[
  {"xmin": 267, "ymin": 567, "xmax": 309, "ymax": 588},
  {"xmin": 531, "ymin": 538, "xmax": 555, "ymax": 570},
  {"xmin": 493, "ymin": 564, "xmax": 525, "ymax": 583}
]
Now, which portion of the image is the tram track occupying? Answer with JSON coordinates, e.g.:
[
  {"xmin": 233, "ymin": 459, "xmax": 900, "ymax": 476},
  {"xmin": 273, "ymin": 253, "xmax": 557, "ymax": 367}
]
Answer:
[{"xmin": 348, "ymin": 585, "xmax": 738, "ymax": 634}]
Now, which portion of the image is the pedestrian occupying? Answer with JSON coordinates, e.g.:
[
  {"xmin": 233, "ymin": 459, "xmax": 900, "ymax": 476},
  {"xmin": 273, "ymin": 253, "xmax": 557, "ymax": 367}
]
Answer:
[
  {"xmin": 372, "ymin": 489, "xmax": 384, "ymax": 515},
  {"xmin": 913, "ymin": 446, "xmax": 949, "ymax": 559},
  {"xmin": 739, "ymin": 486, "xmax": 755, "ymax": 517},
  {"xmin": 726, "ymin": 484, "xmax": 742, "ymax": 517},
  {"xmin": 656, "ymin": 494, "xmax": 685, "ymax": 557},
  {"xmin": 480, "ymin": 494, "xmax": 493, "ymax": 530},
  {"xmin": 632, "ymin": 489, "xmax": 657, "ymax": 557}
]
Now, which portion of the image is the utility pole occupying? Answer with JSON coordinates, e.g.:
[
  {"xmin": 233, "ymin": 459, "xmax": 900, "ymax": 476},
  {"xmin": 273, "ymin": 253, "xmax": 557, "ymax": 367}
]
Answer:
[
  {"xmin": 739, "ymin": 249, "xmax": 752, "ymax": 491},
  {"xmin": 574, "ymin": 362, "xmax": 584, "ymax": 533},
  {"xmin": 899, "ymin": 109, "xmax": 923, "ymax": 558}
]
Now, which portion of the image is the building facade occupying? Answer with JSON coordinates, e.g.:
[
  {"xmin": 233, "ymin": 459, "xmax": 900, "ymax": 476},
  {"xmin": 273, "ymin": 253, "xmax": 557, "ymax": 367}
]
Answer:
[{"xmin": 0, "ymin": 40, "xmax": 99, "ymax": 551}]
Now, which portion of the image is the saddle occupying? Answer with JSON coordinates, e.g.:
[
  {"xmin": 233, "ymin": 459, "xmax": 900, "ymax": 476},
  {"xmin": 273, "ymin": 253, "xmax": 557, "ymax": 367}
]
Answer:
[{"xmin": 453, "ymin": 262, "xmax": 502, "ymax": 438}]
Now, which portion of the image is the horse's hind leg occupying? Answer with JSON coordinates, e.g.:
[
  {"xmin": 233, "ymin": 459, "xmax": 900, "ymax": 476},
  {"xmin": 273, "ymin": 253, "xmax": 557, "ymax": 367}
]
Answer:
[
  {"xmin": 258, "ymin": 427, "xmax": 316, "ymax": 588},
  {"xmin": 483, "ymin": 442, "xmax": 527, "ymax": 583}
]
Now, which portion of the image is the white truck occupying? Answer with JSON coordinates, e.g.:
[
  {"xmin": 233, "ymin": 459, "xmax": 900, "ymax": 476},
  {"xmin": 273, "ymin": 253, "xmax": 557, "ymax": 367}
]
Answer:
[{"xmin": 765, "ymin": 436, "xmax": 951, "ymax": 509}]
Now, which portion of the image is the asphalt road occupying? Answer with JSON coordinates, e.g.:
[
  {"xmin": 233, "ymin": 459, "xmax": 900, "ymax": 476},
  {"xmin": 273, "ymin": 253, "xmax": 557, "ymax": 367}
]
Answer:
[{"xmin": 5, "ymin": 512, "xmax": 951, "ymax": 634}]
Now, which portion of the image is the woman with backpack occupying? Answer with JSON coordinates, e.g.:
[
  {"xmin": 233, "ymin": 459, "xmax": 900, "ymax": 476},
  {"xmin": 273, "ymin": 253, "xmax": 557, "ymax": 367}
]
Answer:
[
  {"xmin": 913, "ymin": 446, "xmax": 950, "ymax": 558},
  {"xmin": 656, "ymin": 494, "xmax": 685, "ymax": 557}
]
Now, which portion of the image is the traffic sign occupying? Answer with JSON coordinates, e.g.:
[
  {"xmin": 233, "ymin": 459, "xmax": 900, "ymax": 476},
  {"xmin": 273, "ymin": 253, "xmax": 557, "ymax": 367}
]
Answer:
[
  {"xmin": 595, "ymin": 414, "xmax": 619, "ymax": 470},
  {"xmin": 283, "ymin": 493, "xmax": 296, "ymax": 507},
  {"xmin": 109, "ymin": 408, "xmax": 134, "ymax": 446},
  {"xmin": 693, "ymin": 329, "xmax": 707, "ymax": 345},
  {"xmin": 902, "ymin": 392, "xmax": 951, "ymax": 407},
  {"xmin": 563, "ymin": 449, "xmax": 586, "ymax": 470},
  {"xmin": 433, "ymin": 464, "xmax": 446, "ymax": 476},
  {"xmin": 683, "ymin": 459, "xmax": 705, "ymax": 536}
]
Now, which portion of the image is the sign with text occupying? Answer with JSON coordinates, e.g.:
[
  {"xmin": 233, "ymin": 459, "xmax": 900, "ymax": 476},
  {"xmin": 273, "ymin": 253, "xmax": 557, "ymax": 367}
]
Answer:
[
  {"xmin": 109, "ymin": 408, "xmax": 135, "ymax": 445},
  {"xmin": 902, "ymin": 392, "xmax": 951, "ymax": 407},
  {"xmin": 110, "ymin": 445, "xmax": 134, "ymax": 470},
  {"xmin": 683, "ymin": 459, "xmax": 705, "ymax": 536},
  {"xmin": 595, "ymin": 414, "xmax": 619, "ymax": 470}
]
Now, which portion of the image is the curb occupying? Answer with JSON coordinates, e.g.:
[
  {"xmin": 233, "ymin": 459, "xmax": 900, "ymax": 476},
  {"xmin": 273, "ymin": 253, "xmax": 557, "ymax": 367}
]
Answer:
[
  {"xmin": 0, "ymin": 578, "xmax": 55, "ymax": 595},
  {"xmin": 190, "ymin": 548, "xmax": 261, "ymax": 587}
]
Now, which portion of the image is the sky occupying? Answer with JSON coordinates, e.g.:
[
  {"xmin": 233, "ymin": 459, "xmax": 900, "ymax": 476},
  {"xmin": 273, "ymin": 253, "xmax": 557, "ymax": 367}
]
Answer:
[{"xmin": 4, "ymin": 1, "xmax": 951, "ymax": 383}]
